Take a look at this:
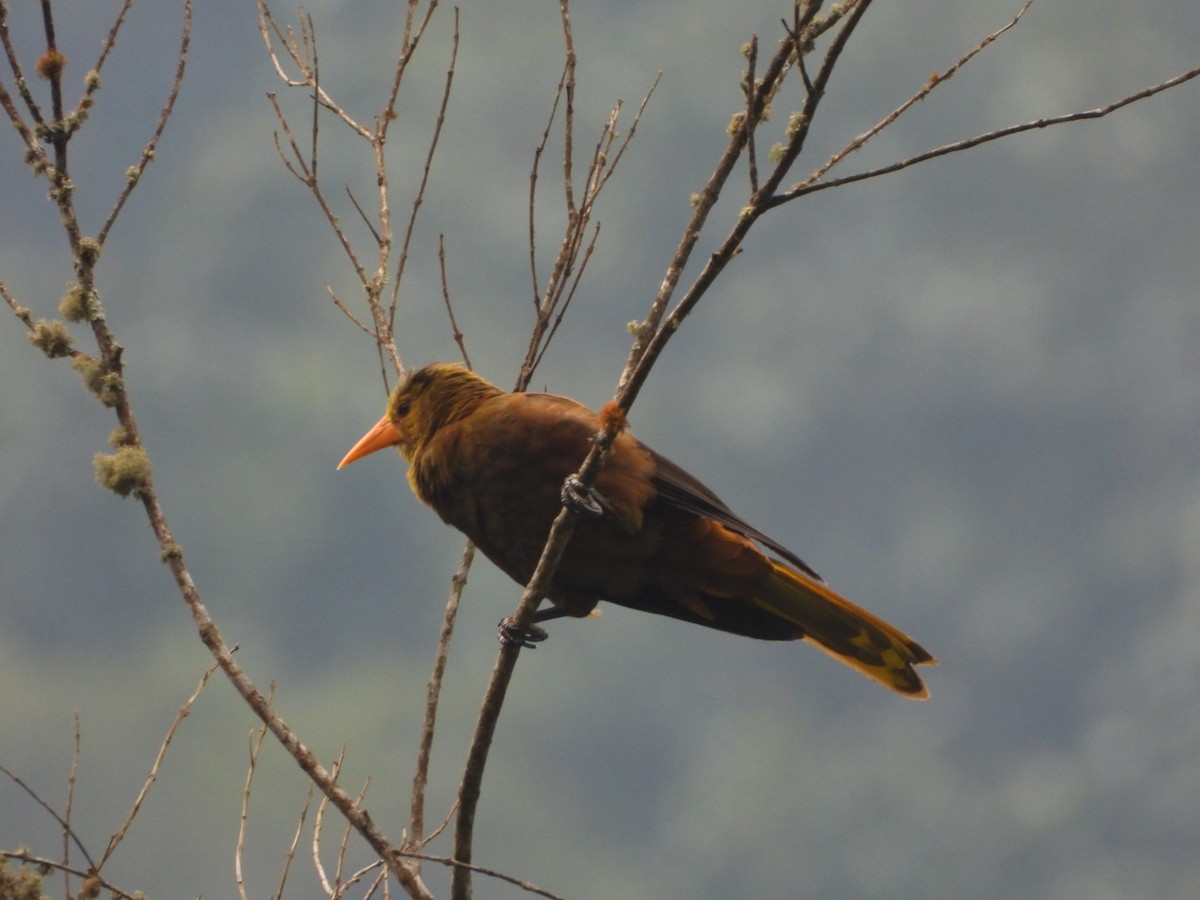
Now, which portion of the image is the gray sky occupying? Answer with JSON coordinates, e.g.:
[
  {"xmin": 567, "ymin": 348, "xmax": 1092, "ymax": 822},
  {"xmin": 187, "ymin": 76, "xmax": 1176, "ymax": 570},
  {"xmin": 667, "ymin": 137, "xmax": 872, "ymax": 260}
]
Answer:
[{"xmin": 2, "ymin": 1, "xmax": 1199, "ymax": 898}]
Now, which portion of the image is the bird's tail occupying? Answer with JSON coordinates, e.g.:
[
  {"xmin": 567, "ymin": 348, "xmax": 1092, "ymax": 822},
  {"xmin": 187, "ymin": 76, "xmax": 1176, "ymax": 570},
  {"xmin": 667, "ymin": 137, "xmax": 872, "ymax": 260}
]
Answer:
[{"xmin": 756, "ymin": 563, "xmax": 936, "ymax": 699}]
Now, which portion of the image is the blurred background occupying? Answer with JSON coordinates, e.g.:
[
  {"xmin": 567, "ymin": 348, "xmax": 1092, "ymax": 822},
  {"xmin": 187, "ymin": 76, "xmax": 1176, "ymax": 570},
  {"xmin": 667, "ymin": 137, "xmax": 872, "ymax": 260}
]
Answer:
[{"xmin": 2, "ymin": 1, "xmax": 1198, "ymax": 897}]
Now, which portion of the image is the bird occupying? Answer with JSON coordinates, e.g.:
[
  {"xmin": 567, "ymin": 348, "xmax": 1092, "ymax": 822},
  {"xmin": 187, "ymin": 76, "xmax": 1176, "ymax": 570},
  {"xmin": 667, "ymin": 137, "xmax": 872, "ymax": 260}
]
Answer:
[{"xmin": 339, "ymin": 363, "xmax": 936, "ymax": 698}]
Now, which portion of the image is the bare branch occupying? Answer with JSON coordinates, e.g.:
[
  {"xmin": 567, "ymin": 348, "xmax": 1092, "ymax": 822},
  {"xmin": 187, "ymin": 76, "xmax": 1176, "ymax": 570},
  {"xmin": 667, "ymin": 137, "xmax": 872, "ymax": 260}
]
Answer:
[
  {"xmin": 257, "ymin": 1, "xmax": 372, "ymax": 138},
  {"xmin": 437, "ymin": 235, "xmax": 471, "ymax": 367},
  {"xmin": 0, "ymin": 850, "xmax": 141, "ymax": 900},
  {"xmin": 311, "ymin": 749, "xmax": 345, "ymax": 895},
  {"xmin": 346, "ymin": 184, "xmax": 384, "ymax": 246},
  {"xmin": 328, "ymin": 284, "xmax": 380, "ymax": 339},
  {"xmin": 89, "ymin": 0, "xmax": 135, "ymax": 83},
  {"xmin": 616, "ymin": 1, "xmax": 875, "ymax": 404},
  {"xmin": 236, "ymin": 713, "xmax": 271, "ymax": 900},
  {"xmin": 557, "ymin": 0, "xmax": 578, "ymax": 218},
  {"xmin": 518, "ymin": 77, "xmax": 660, "ymax": 386},
  {"xmin": 142, "ymin": 503, "xmax": 432, "ymax": 896},
  {"xmin": 391, "ymin": 7, "xmax": 460, "ymax": 322},
  {"xmin": 791, "ymin": 0, "xmax": 1034, "ymax": 194},
  {"xmin": 0, "ymin": 761, "xmax": 95, "ymax": 872},
  {"xmin": 259, "ymin": 2, "xmax": 456, "ymax": 386},
  {"xmin": 407, "ymin": 850, "xmax": 567, "ymax": 900},
  {"xmin": 382, "ymin": 0, "xmax": 442, "ymax": 137},
  {"xmin": 275, "ymin": 785, "xmax": 313, "ymax": 900},
  {"xmin": 742, "ymin": 35, "xmax": 761, "ymax": 194},
  {"xmin": 265, "ymin": 78, "xmax": 373, "ymax": 293},
  {"xmin": 410, "ymin": 540, "xmax": 473, "ymax": 856},
  {"xmin": 529, "ymin": 220, "xmax": 600, "ymax": 375},
  {"xmin": 63, "ymin": 713, "xmax": 81, "ymax": 899},
  {"xmin": 773, "ymin": 61, "xmax": 1200, "ymax": 205},
  {"xmin": 591, "ymin": 71, "xmax": 661, "ymax": 197},
  {"xmin": 527, "ymin": 61, "xmax": 570, "ymax": 307},
  {"xmin": 101, "ymin": 658, "xmax": 220, "ymax": 868},
  {"xmin": 0, "ymin": 4, "xmax": 46, "ymax": 128},
  {"xmin": 38, "ymin": 1, "xmax": 66, "ymax": 128},
  {"xmin": 98, "ymin": 0, "xmax": 192, "ymax": 244}
]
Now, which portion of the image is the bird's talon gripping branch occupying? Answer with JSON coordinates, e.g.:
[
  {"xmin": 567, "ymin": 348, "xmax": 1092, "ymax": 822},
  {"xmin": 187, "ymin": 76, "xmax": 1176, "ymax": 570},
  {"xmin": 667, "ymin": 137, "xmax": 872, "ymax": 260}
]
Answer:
[
  {"xmin": 498, "ymin": 617, "xmax": 549, "ymax": 648},
  {"xmin": 561, "ymin": 475, "xmax": 604, "ymax": 518}
]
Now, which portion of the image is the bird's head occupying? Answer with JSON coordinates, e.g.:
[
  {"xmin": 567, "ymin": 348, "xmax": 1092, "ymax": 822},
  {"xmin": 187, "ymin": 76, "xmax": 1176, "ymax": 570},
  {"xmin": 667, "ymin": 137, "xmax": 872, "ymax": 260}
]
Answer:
[{"xmin": 338, "ymin": 363, "xmax": 501, "ymax": 469}]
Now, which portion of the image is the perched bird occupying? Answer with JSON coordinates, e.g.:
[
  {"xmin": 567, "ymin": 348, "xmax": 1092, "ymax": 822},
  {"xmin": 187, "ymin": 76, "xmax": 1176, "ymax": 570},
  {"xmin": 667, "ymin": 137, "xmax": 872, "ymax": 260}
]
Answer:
[{"xmin": 339, "ymin": 363, "xmax": 936, "ymax": 698}]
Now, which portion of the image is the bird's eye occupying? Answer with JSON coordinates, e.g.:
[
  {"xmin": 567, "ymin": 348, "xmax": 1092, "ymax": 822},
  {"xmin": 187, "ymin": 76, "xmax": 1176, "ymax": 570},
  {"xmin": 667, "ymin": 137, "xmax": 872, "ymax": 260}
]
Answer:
[{"xmin": 396, "ymin": 400, "xmax": 411, "ymax": 417}]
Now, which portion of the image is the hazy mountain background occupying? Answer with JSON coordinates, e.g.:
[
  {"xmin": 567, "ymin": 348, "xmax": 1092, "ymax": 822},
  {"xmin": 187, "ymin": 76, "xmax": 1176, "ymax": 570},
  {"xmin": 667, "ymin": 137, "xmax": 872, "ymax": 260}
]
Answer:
[{"xmin": 2, "ymin": 1, "xmax": 1199, "ymax": 898}]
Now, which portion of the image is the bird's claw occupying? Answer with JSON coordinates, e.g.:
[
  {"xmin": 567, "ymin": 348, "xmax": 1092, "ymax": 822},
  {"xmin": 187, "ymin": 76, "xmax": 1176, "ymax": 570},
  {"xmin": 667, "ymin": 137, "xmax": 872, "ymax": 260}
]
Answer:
[
  {"xmin": 498, "ymin": 617, "xmax": 549, "ymax": 648},
  {"xmin": 562, "ymin": 475, "xmax": 604, "ymax": 518}
]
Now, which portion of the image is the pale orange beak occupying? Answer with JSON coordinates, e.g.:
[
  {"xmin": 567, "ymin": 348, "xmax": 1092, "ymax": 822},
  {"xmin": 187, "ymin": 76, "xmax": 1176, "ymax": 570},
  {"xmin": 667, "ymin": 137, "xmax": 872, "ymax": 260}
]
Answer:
[{"xmin": 337, "ymin": 415, "xmax": 404, "ymax": 469}]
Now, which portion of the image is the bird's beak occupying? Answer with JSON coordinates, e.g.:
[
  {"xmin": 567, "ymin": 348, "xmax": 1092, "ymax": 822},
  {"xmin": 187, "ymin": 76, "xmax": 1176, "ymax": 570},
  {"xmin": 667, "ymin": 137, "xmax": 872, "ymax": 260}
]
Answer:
[{"xmin": 337, "ymin": 415, "xmax": 404, "ymax": 469}]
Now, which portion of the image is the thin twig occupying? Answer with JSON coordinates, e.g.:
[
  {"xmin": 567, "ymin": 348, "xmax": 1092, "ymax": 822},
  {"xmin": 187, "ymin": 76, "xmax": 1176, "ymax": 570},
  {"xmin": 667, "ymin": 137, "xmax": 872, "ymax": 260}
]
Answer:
[
  {"xmin": 382, "ymin": 0, "xmax": 442, "ymax": 140},
  {"xmin": 63, "ymin": 713, "xmax": 81, "ymax": 900},
  {"xmin": 39, "ymin": 0, "xmax": 66, "ymax": 130},
  {"xmin": 558, "ymin": 0, "xmax": 577, "ymax": 218},
  {"xmin": 0, "ymin": 763, "xmax": 96, "ymax": 888},
  {"xmin": 527, "ymin": 61, "xmax": 570, "ymax": 308},
  {"xmin": 410, "ymin": 541, "xmax": 472, "ymax": 856},
  {"xmin": 786, "ymin": 0, "xmax": 1033, "ymax": 197},
  {"xmin": 262, "ymin": 31, "xmax": 372, "ymax": 291},
  {"xmin": 391, "ymin": 7, "xmax": 459, "ymax": 322},
  {"xmin": 595, "ymin": 71, "xmax": 661, "ymax": 195},
  {"xmin": 361, "ymin": 866, "xmax": 389, "ymax": 900},
  {"xmin": 0, "ymin": 762, "xmax": 95, "ymax": 871},
  {"xmin": 237, "ymin": 689, "xmax": 274, "ymax": 900},
  {"xmin": 101, "ymin": 658, "xmax": 220, "ymax": 867},
  {"xmin": 424, "ymin": 799, "xmax": 457, "ymax": 846},
  {"xmin": 311, "ymin": 748, "xmax": 346, "ymax": 896},
  {"xmin": 407, "ymin": 851, "xmax": 566, "ymax": 900},
  {"xmin": 334, "ymin": 777, "xmax": 373, "ymax": 897},
  {"xmin": 619, "ymin": 1, "xmax": 874, "ymax": 405},
  {"xmin": 0, "ymin": 5, "xmax": 45, "ymax": 128},
  {"xmin": 346, "ymin": 184, "xmax": 384, "ymax": 246},
  {"xmin": 98, "ymin": 0, "xmax": 191, "ymax": 244},
  {"xmin": 260, "ymin": 0, "xmax": 447, "ymax": 384},
  {"xmin": 90, "ymin": 0, "xmax": 134, "ymax": 83},
  {"xmin": 772, "ymin": 61, "xmax": 1200, "ymax": 206},
  {"xmin": 436, "ymin": 235, "xmax": 471, "ymax": 366},
  {"xmin": 0, "ymin": 851, "xmax": 140, "ymax": 900},
  {"xmin": 328, "ymin": 284, "xmax": 378, "ymax": 338},
  {"xmin": 528, "ymin": 219, "xmax": 600, "ymax": 375},
  {"xmin": 743, "ymin": 35, "xmax": 761, "ymax": 194},
  {"xmin": 333, "ymin": 860, "xmax": 387, "ymax": 900},
  {"xmin": 258, "ymin": 0, "xmax": 371, "ymax": 137},
  {"xmin": 274, "ymin": 785, "xmax": 313, "ymax": 900},
  {"xmin": 519, "ymin": 79, "xmax": 659, "ymax": 384}
]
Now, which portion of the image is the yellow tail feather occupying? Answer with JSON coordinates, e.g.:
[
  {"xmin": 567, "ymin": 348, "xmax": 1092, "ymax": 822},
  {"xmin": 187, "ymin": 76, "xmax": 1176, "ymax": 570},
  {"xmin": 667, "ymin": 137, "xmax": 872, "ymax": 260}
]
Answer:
[{"xmin": 756, "ymin": 564, "xmax": 937, "ymax": 699}]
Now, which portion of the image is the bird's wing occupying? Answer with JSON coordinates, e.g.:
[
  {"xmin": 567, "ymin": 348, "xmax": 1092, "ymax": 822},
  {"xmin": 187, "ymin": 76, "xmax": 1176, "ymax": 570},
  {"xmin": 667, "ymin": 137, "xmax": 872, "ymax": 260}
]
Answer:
[{"xmin": 646, "ymin": 446, "xmax": 825, "ymax": 583}]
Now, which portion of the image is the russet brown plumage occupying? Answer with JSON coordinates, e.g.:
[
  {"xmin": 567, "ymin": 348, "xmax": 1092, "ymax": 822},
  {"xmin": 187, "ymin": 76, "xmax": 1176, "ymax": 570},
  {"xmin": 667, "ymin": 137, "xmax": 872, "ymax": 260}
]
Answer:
[{"xmin": 340, "ymin": 363, "xmax": 936, "ymax": 698}]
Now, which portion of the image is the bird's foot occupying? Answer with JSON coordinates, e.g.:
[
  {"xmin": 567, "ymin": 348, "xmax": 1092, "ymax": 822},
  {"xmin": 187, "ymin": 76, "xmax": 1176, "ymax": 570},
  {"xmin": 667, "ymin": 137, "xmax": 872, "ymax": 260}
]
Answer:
[
  {"xmin": 561, "ymin": 475, "xmax": 604, "ymax": 518},
  {"xmin": 498, "ymin": 617, "xmax": 549, "ymax": 648}
]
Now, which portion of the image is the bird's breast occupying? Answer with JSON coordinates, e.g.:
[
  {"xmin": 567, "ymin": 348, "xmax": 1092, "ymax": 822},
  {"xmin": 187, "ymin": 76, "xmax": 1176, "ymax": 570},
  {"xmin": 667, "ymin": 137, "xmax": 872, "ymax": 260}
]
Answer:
[{"xmin": 410, "ymin": 415, "xmax": 587, "ymax": 579}]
